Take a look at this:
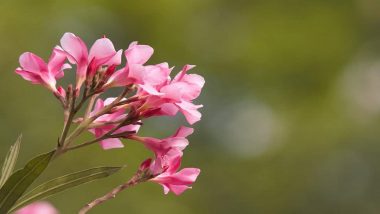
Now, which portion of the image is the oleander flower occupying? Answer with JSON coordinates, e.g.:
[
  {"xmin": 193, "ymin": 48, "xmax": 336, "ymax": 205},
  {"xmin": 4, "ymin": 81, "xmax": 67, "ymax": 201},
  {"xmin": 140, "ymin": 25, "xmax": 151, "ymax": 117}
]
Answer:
[
  {"xmin": 105, "ymin": 41, "xmax": 154, "ymax": 88},
  {"xmin": 140, "ymin": 149, "xmax": 200, "ymax": 195},
  {"xmin": 138, "ymin": 65, "xmax": 205, "ymax": 124},
  {"xmin": 15, "ymin": 202, "xmax": 58, "ymax": 214},
  {"xmin": 15, "ymin": 47, "xmax": 70, "ymax": 97},
  {"xmin": 59, "ymin": 33, "xmax": 122, "ymax": 90},
  {"xmin": 88, "ymin": 98, "xmax": 141, "ymax": 150},
  {"xmin": 131, "ymin": 126, "xmax": 193, "ymax": 157}
]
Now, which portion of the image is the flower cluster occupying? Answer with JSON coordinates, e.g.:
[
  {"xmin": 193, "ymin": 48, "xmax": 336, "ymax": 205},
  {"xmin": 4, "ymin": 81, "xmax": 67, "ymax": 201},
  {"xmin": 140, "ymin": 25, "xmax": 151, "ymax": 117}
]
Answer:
[{"xmin": 15, "ymin": 32, "xmax": 204, "ymax": 195}]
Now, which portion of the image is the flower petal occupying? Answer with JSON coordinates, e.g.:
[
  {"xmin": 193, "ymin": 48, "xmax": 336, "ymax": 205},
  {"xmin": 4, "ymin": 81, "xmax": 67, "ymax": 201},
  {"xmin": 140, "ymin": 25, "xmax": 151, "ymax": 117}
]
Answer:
[
  {"xmin": 167, "ymin": 184, "xmax": 191, "ymax": 195},
  {"xmin": 89, "ymin": 38, "xmax": 117, "ymax": 61},
  {"xmin": 60, "ymin": 33, "xmax": 88, "ymax": 88},
  {"xmin": 19, "ymin": 52, "xmax": 47, "ymax": 73},
  {"xmin": 125, "ymin": 41, "xmax": 154, "ymax": 65},
  {"xmin": 15, "ymin": 201, "xmax": 58, "ymax": 214},
  {"xmin": 100, "ymin": 138, "xmax": 124, "ymax": 150},
  {"xmin": 48, "ymin": 46, "xmax": 69, "ymax": 78},
  {"xmin": 173, "ymin": 64, "xmax": 196, "ymax": 82},
  {"xmin": 60, "ymin": 33, "xmax": 88, "ymax": 64},
  {"xmin": 176, "ymin": 101, "xmax": 203, "ymax": 125},
  {"xmin": 15, "ymin": 68, "xmax": 43, "ymax": 84},
  {"xmin": 172, "ymin": 126, "xmax": 194, "ymax": 138}
]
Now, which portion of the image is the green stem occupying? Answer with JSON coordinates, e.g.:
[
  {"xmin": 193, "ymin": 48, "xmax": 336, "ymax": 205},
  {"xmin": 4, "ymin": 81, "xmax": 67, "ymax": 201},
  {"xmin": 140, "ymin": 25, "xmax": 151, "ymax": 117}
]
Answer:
[{"xmin": 58, "ymin": 94, "xmax": 76, "ymax": 147}]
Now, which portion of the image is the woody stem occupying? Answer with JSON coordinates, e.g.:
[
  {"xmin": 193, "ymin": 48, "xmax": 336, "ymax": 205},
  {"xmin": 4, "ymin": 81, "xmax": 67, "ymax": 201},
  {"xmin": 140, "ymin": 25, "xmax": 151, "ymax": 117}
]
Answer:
[{"xmin": 78, "ymin": 171, "xmax": 149, "ymax": 214}]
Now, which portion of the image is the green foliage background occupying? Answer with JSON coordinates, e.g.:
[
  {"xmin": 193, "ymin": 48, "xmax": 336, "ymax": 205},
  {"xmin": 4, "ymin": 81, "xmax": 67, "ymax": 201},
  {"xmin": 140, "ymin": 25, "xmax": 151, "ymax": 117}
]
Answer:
[{"xmin": 1, "ymin": 0, "xmax": 380, "ymax": 213}]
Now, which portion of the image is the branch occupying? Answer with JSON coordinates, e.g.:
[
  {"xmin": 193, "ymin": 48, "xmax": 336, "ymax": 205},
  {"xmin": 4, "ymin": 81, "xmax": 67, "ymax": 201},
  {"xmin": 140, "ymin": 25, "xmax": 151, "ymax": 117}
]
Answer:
[
  {"xmin": 61, "ymin": 86, "xmax": 134, "ymax": 151},
  {"xmin": 78, "ymin": 171, "xmax": 149, "ymax": 214},
  {"xmin": 58, "ymin": 93, "xmax": 76, "ymax": 147}
]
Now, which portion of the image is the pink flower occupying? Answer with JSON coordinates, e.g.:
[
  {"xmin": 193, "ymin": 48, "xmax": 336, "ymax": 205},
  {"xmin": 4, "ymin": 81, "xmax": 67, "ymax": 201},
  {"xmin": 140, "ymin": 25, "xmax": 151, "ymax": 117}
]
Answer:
[
  {"xmin": 88, "ymin": 98, "xmax": 140, "ymax": 150},
  {"xmin": 140, "ymin": 150, "xmax": 200, "ymax": 195},
  {"xmin": 137, "ymin": 63, "xmax": 172, "ymax": 90},
  {"xmin": 95, "ymin": 41, "xmax": 204, "ymax": 124},
  {"xmin": 15, "ymin": 201, "xmax": 58, "ymax": 214},
  {"xmin": 138, "ymin": 65, "xmax": 205, "ymax": 124},
  {"xmin": 132, "ymin": 126, "xmax": 193, "ymax": 157},
  {"xmin": 105, "ymin": 41, "xmax": 154, "ymax": 87},
  {"xmin": 15, "ymin": 47, "xmax": 70, "ymax": 95},
  {"xmin": 60, "ymin": 33, "xmax": 122, "ymax": 90}
]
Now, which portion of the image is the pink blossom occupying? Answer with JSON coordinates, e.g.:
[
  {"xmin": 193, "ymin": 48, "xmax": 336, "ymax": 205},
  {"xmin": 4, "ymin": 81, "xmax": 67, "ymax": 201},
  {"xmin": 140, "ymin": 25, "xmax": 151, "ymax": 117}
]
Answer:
[
  {"xmin": 95, "ymin": 41, "xmax": 204, "ymax": 124},
  {"xmin": 59, "ymin": 33, "xmax": 122, "ymax": 90},
  {"xmin": 15, "ymin": 47, "xmax": 70, "ymax": 95},
  {"xmin": 135, "ymin": 63, "xmax": 172, "ymax": 93},
  {"xmin": 132, "ymin": 126, "xmax": 193, "ymax": 157},
  {"xmin": 105, "ymin": 41, "xmax": 154, "ymax": 87},
  {"xmin": 138, "ymin": 65, "xmax": 205, "ymax": 124},
  {"xmin": 15, "ymin": 201, "xmax": 58, "ymax": 214},
  {"xmin": 140, "ymin": 150, "xmax": 200, "ymax": 195},
  {"xmin": 88, "ymin": 98, "xmax": 140, "ymax": 150}
]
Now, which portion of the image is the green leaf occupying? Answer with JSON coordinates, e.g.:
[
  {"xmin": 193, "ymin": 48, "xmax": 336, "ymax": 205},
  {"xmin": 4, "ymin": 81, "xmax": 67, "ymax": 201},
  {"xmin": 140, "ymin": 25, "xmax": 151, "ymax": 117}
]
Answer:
[
  {"xmin": 10, "ymin": 166, "xmax": 123, "ymax": 212},
  {"xmin": 0, "ymin": 135, "xmax": 22, "ymax": 188},
  {"xmin": 0, "ymin": 151, "xmax": 54, "ymax": 213}
]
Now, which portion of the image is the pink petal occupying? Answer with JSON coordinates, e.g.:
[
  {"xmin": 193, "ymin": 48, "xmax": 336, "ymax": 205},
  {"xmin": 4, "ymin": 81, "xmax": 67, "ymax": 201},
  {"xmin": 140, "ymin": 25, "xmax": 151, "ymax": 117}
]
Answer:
[
  {"xmin": 143, "ymin": 96, "xmax": 167, "ymax": 109},
  {"xmin": 114, "ymin": 124, "xmax": 141, "ymax": 135},
  {"xmin": 165, "ymin": 153, "xmax": 182, "ymax": 174},
  {"xmin": 125, "ymin": 41, "xmax": 154, "ymax": 65},
  {"xmin": 91, "ymin": 99, "xmax": 105, "ymax": 116},
  {"xmin": 182, "ymin": 73, "xmax": 205, "ymax": 91},
  {"xmin": 173, "ymin": 64, "xmax": 196, "ymax": 82},
  {"xmin": 172, "ymin": 126, "xmax": 194, "ymax": 138},
  {"xmin": 15, "ymin": 68, "xmax": 57, "ymax": 92},
  {"xmin": 176, "ymin": 101, "xmax": 203, "ymax": 125},
  {"xmin": 143, "ymin": 63, "xmax": 171, "ymax": 86},
  {"xmin": 161, "ymin": 79, "xmax": 203, "ymax": 101},
  {"xmin": 149, "ymin": 157, "xmax": 164, "ymax": 175},
  {"xmin": 138, "ymin": 84, "xmax": 163, "ymax": 96},
  {"xmin": 60, "ymin": 33, "xmax": 88, "ymax": 88},
  {"xmin": 107, "ymin": 49, "xmax": 123, "ymax": 66},
  {"xmin": 54, "ymin": 63, "xmax": 72, "ymax": 80},
  {"xmin": 88, "ymin": 38, "xmax": 117, "ymax": 62},
  {"xmin": 159, "ymin": 103, "xmax": 179, "ymax": 116},
  {"xmin": 160, "ymin": 82, "xmax": 188, "ymax": 102},
  {"xmin": 105, "ymin": 62, "xmax": 146, "ymax": 88},
  {"xmin": 88, "ymin": 38, "xmax": 122, "ymax": 73},
  {"xmin": 161, "ymin": 184, "xmax": 170, "ymax": 194},
  {"xmin": 48, "ymin": 46, "xmax": 69, "ymax": 78},
  {"xmin": 100, "ymin": 138, "xmax": 124, "ymax": 150},
  {"xmin": 165, "ymin": 137, "xmax": 189, "ymax": 151},
  {"xmin": 60, "ymin": 33, "xmax": 88, "ymax": 64},
  {"xmin": 19, "ymin": 52, "xmax": 47, "ymax": 73},
  {"xmin": 172, "ymin": 168, "xmax": 201, "ymax": 184},
  {"xmin": 105, "ymin": 67, "xmax": 129, "ymax": 87},
  {"xmin": 15, "ymin": 68, "xmax": 43, "ymax": 84},
  {"xmin": 127, "ymin": 64, "xmax": 145, "ymax": 83},
  {"xmin": 170, "ymin": 65, "xmax": 204, "ymax": 100},
  {"xmin": 15, "ymin": 201, "xmax": 58, "ymax": 214},
  {"xmin": 137, "ymin": 137, "xmax": 163, "ymax": 154},
  {"xmin": 153, "ymin": 168, "xmax": 200, "ymax": 186},
  {"xmin": 167, "ymin": 184, "xmax": 191, "ymax": 195}
]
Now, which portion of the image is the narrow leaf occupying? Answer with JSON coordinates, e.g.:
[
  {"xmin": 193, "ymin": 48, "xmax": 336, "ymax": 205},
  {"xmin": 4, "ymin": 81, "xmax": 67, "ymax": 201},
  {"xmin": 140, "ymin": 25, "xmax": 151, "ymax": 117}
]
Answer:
[
  {"xmin": 10, "ymin": 166, "xmax": 123, "ymax": 212},
  {"xmin": 0, "ymin": 135, "xmax": 22, "ymax": 187},
  {"xmin": 0, "ymin": 151, "xmax": 54, "ymax": 213}
]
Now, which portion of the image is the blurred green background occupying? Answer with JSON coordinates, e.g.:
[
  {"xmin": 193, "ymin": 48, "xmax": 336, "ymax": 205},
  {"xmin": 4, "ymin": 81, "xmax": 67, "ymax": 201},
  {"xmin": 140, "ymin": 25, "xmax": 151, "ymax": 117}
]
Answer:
[{"xmin": 1, "ymin": 0, "xmax": 380, "ymax": 213}]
